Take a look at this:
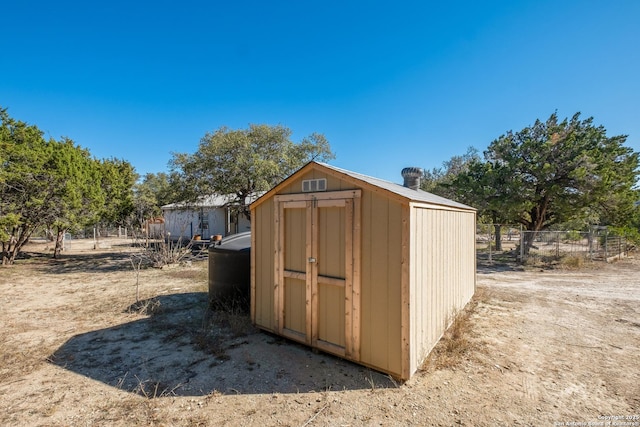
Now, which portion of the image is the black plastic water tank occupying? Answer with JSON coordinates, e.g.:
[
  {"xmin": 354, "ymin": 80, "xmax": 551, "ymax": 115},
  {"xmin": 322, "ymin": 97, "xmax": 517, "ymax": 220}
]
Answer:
[{"xmin": 208, "ymin": 232, "xmax": 251, "ymax": 311}]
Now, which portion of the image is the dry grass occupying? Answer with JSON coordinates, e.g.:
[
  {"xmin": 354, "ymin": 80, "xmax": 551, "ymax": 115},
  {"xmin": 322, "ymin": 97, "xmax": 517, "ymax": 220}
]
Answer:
[
  {"xmin": 1, "ymin": 314, "xmax": 62, "ymax": 385},
  {"xmin": 205, "ymin": 290, "xmax": 254, "ymax": 338},
  {"xmin": 428, "ymin": 310, "xmax": 474, "ymax": 370},
  {"xmin": 522, "ymin": 253, "xmax": 600, "ymax": 270},
  {"xmin": 126, "ymin": 297, "xmax": 163, "ymax": 315},
  {"xmin": 558, "ymin": 255, "xmax": 584, "ymax": 269},
  {"xmin": 142, "ymin": 293, "xmax": 255, "ymax": 364},
  {"xmin": 0, "ymin": 337, "xmax": 32, "ymax": 383},
  {"xmin": 131, "ymin": 238, "xmax": 194, "ymax": 268},
  {"xmin": 133, "ymin": 377, "xmax": 184, "ymax": 399},
  {"xmin": 3, "ymin": 239, "xmax": 640, "ymax": 426},
  {"xmin": 218, "ymin": 310, "xmax": 255, "ymax": 338},
  {"xmin": 422, "ymin": 287, "xmax": 489, "ymax": 371},
  {"xmin": 164, "ymin": 267, "xmax": 208, "ymax": 283},
  {"xmin": 555, "ymin": 254, "xmax": 597, "ymax": 270}
]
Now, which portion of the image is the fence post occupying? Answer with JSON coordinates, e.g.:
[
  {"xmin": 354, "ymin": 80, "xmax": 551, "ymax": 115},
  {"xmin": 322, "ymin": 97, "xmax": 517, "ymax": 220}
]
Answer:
[
  {"xmin": 604, "ymin": 230, "xmax": 608, "ymax": 259},
  {"xmin": 519, "ymin": 225, "xmax": 524, "ymax": 263},
  {"xmin": 618, "ymin": 237, "xmax": 622, "ymax": 259},
  {"xmin": 556, "ymin": 231, "xmax": 560, "ymax": 258},
  {"xmin": 488, "ymin": 225, "xmax": 492, "ymax": 264}
]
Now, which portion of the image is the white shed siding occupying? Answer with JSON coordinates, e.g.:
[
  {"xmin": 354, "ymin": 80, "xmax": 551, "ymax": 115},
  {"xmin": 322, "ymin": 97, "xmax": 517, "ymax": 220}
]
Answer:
[
  {"xmin": 163, "ymin": 209, "xmax": 199, "ymax": 239},
  {"xmin": 163, "ymin": 208, "xmax": 222, "ymax": 239},
  {"xmin": 409, "ymin": 205, "xmax": 476, "ymax": 375},
  {"xmin": 163, "ymin": 208, "xmax": 251, "ymax": 239}
]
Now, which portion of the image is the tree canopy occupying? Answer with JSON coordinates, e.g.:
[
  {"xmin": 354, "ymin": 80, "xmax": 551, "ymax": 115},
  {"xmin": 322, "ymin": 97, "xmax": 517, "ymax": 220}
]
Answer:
[
  {"xmin": 99, "ymin": 157, "xmax": 137, "ymax": 226},
  {"xmin": 420, "ymin": 147, "xmax": 480, "ymax": 200},
  {"xmin": 46, "ymin": 138, "xmax": 106, "ymax": 256},
  {"xmin": 170, "ymin": 124, "xmax": 335, "ymax": 219},
  {"xmin": 445, "ymin": 112, "xmax": 639, "ymax": 249},
  {"xmin": 132, "ymin": 172, "xmax": 182, "ymax": 226},
  {"xmin": 0, "ymin": 108, "xmax": 53, "ymax": 262},
  {"xmin": 0, "ymin": 107, "xmax": 136, "ymax": 264}
]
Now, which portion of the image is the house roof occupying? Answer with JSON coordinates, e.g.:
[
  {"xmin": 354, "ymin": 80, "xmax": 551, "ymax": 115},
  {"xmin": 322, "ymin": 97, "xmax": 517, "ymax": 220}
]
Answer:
[
  {"xmin": 162, "ymin": 193, "xmax": 261, "ymax": 210},
  {"xmin": 251, "ymin": 161, "xmax": 476, "ymax": 211}
]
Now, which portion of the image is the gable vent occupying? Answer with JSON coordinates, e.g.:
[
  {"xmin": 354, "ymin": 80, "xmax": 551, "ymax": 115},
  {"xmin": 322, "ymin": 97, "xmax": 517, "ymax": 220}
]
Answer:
[{"xmin": 302, "ymin": 178, "xmax": 327, "ymax": 192}]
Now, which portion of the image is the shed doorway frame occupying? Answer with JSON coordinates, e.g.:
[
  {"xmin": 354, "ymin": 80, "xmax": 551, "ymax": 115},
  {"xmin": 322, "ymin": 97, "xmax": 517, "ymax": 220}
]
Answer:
[{"xmin": 274, "ymin": 189, "xmax": 362, "ymax": 360}]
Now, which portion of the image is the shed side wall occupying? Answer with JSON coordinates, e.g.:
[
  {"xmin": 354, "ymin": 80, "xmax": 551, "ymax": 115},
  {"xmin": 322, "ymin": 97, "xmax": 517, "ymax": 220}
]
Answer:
[
  {"xmin": 359, "ymin": 189, "xmax": 404, "ymax": 377},
  {"xmin": 409, "ymin": 206, "xmax": 476, "ymax": 375},
  {"xmin": 252, "ymin": 198, "xmax": 275, "ymax": 331}
]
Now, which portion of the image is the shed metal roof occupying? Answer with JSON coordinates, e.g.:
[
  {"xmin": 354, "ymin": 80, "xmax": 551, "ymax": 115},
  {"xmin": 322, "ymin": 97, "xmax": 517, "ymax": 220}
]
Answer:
[
  {"xmin": 252, "ymin": 161, "xmax": 476, "ymax": 211},
  {"xmin": 318, "ymin": 162, "xmax": 475, "ymax": 210}
]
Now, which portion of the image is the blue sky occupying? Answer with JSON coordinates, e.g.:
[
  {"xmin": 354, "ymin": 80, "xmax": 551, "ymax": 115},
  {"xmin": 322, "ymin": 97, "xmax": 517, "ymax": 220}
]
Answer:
[{"xmin": 2, "ymin": 1, "xmax": 639, "ymax": 184}]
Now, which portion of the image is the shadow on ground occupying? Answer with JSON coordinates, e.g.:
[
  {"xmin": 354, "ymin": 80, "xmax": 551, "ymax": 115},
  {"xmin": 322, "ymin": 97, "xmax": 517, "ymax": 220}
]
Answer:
[
  {"xmin": 31, "ymin": 251, "xmax": 134, "ymax": 274},
  {"xmin": 48, "ymin": 292, "xmax": 396, "ymax": 397},
  {"xmin": 476, "ymin": 251, "xmax": 525, "ymax": 274}
]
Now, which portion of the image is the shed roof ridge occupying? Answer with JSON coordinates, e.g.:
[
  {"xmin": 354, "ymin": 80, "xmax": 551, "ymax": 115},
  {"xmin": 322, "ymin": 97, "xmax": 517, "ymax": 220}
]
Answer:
[
  {"xmin": 315, "ymin": 162, "xmax": 475, "ymax": 210},
  {"xmin": 316, "ymin": 162, "xmax": 400, "ymax": 185}
]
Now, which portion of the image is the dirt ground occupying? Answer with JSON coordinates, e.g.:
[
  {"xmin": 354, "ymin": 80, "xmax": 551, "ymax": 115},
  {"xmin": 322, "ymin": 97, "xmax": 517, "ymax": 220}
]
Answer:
[{"xmin": 0, "ymin": 238, "xmax": 638, "ymax": 426}]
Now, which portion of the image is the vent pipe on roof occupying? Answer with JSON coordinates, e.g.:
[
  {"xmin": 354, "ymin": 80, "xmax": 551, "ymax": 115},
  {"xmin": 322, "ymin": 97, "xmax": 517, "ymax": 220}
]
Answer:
[{"xmin": 401, "ymin": 167, "xmax": 423, "ymax": 191}]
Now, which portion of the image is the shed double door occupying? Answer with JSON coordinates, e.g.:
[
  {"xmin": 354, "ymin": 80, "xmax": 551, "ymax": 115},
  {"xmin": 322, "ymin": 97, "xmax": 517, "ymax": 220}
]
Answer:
[{"xmin": 275, "ymin": 191, "xmax": 361, "ymax": 359}]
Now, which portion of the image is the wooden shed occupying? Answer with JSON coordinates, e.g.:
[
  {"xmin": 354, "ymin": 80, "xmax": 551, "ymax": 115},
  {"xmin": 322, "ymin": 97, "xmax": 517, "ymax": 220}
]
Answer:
[{"xmin": 250, "ymin": 162, "xmax": 476, "ymax": 380}]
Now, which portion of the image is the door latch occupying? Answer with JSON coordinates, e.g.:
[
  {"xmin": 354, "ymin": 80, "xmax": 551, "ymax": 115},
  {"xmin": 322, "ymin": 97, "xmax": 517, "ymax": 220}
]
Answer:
[{"xmin": 308, "ymin": 257, "xmax": 317, "ymax": 263}]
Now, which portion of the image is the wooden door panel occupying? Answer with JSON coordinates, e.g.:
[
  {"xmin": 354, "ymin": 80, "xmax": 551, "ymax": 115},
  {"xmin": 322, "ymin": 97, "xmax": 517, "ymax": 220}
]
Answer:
[
  {"xmin": 317, "ymin": 281, "xmax": 346, "ymax": 349},
  {"xmin": 282, "ymin": 205, "xmax": 309, "ymax": 342},
  {"xmin": 284, "ymin": 208, "xmax": 306, "ymax": 273},
  {"xmin": 275, "ymin": 192, "xmax": 360, "ymax": 360},
  {"xmin": 317, "ymin": 206, "xmax": 346, "ymax": 279},
  {"xmin": 283, "ymin": 277, "xmax": 306, "ymax": 339},
  {"xmin": 314, "ymin": 202, "xmax": 347, "ymax": 354}
]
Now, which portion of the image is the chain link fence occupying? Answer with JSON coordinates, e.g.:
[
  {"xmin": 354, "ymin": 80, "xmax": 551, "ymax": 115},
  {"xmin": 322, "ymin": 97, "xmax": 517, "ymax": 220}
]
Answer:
[
  {"xmin": 30, "ymin": 226, "xmax": 134, "ymax": 242},
  {"xmin": 476, "ymin": 224, "xmax": 521, "ymax": 263},
  {"xmin": 477, "ymin": 225, "xmax": 630, "ymax": 264},
  {"xmin": 84, "ymin": 226, "xmax": 132, "ymax": 239},
  {"xmin": 520, "ymin": 230, "xmax": 628, "ymax": 263}
]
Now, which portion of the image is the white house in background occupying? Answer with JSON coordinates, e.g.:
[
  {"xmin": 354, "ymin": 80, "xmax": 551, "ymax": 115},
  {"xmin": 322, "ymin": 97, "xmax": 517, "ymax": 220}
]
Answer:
[{"xmin": 161, "ymin": 194, "xmax": 255, "ymax": 241}]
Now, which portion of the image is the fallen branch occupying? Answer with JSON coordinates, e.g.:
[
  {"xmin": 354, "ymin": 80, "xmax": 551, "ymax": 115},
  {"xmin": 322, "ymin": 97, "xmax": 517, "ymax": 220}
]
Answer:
[{"xmin": 301, "ymin": 402, "xmax": 329, "ymax": 427}]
